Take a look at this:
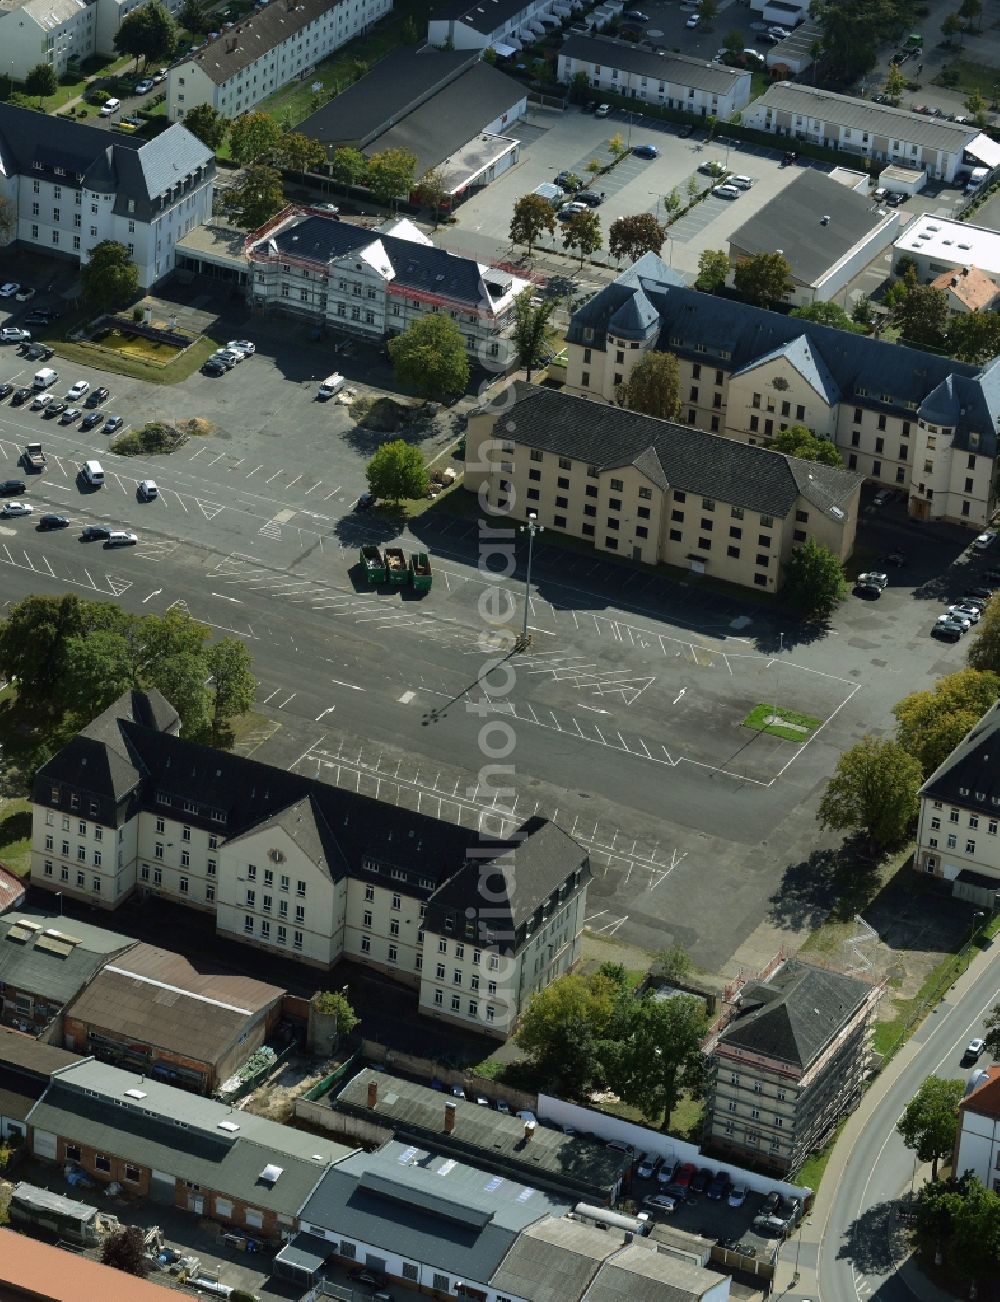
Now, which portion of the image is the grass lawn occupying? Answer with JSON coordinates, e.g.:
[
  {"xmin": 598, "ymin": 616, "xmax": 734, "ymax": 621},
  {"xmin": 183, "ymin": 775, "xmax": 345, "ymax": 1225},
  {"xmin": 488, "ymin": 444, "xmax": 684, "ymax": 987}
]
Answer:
[
  {"xmin": 797, "ymin": 1117, "xmax": 847, "ymax": 1193},
  {"xmin": 54, "ymin": 333, "xmax": 221, "ymax": 385},
  {"xmin": 932, "ymin": 59, "xmax": 1000, "ymax": 98},
  {"xmin": 255, "ymin": 0, "xmax": 435, "ymax": 127},
  {"xmin": 742, "ymin": 703, "xmax": 822, "ymax": 741},
  {"xmin": 0, "ymin": 798, "xmax": 33, "ymax": 879}
]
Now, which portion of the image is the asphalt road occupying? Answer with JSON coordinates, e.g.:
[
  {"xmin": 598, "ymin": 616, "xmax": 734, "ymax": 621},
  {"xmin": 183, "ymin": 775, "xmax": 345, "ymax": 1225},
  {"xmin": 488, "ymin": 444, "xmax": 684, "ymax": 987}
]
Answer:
[{"xmin": 816, "ymin": 945, "xmax": 1000, "ymax": 1302}]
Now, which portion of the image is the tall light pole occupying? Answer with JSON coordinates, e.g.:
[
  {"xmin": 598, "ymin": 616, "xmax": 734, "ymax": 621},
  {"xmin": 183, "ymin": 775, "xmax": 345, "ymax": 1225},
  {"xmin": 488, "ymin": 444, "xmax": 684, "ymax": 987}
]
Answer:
[{"xmin": 519, "ymin": 511, "xmax": 543, "ymax": 651}]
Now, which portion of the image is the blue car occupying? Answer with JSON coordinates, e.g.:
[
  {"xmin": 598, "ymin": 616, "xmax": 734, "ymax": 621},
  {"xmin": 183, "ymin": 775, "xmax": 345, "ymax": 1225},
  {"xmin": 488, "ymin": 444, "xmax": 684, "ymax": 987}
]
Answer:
[
  {"xmin": 633, "ymin": 144, "xmax": 659, "ymax": 159},
  {"xmin": 707, "ymin": 1172, "xmax": 731, "ymax": 1201}
]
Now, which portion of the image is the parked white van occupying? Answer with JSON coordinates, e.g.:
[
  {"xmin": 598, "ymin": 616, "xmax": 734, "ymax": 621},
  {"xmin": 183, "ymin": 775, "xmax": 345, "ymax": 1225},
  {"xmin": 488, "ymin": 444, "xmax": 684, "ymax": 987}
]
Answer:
[
  {"xmin": 81, "ymin": 460, "xmax": 104, "ymax": 487},
  {"xmin": 99, "ymin": 98, "xmax": 121, "ymax": 116},
  {"xmin": 32, "ymin": 367, "xmax": 58, "ymax": 390},
  {"xmin": 318, "ymin": 373, "xmax": 346, "ymax": 399}
]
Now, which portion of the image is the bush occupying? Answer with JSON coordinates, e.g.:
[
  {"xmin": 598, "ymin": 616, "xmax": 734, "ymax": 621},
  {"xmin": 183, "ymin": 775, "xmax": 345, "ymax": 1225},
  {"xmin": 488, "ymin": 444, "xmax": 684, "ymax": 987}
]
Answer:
[{"xmin": 110, "ymin": 419, "xmax": 212, "ymax": 457}]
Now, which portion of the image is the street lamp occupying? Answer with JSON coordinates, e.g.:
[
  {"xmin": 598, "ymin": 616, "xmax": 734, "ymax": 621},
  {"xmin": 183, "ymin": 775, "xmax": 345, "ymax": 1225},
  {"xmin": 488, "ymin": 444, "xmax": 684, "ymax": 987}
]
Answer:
[{"xmin": 518, "ymin": 511, "xmax": 543, "ymax": 651}]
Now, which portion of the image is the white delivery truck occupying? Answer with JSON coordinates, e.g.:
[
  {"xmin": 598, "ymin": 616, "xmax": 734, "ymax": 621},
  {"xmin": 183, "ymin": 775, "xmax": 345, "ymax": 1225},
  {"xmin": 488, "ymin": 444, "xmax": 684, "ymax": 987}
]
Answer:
[
  {"xmin": 81, "ymin": 460, "xmax": 104, "ymax": 487},
  {"xmin": 32, "ymin": 367, "xmax": 58, "ymax": 390},
  {"xmin": 318, "ymin": 373, "xmax": 346, "ymax": 399}
]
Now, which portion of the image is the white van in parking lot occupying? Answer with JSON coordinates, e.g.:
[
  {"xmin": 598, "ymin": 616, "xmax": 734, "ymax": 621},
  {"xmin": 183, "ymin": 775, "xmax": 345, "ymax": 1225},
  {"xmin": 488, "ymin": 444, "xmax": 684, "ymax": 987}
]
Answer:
[
  {"xmin": 81, "ymin": 460, "xmax": 105, "ymax": 487},
  {"xmin": 32, "ymin": 367, "xmax": 58, "ymax": 390},
  {"xmin": 99, "ymin": 97, "xmax": 121, "ymax": 116}
]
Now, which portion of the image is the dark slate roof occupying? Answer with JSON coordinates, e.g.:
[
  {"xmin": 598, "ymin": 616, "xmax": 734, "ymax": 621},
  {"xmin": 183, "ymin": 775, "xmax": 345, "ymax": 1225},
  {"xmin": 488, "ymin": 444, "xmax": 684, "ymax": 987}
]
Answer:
[
  {"xmin": 423, "ymin": 816, "xmax": 590, "ymax": 936},
  {"xmin": 560, "ymin": 34, "xmax": 751, "ymax": 96},
  {"xmin": 182, "ymin": 0, "xmax": 340, "ymax": 85},
  {"xmin": 719, "ymin": 960, "xmax": 874, "ymax": 1070},
  {"xmin": 0, "ymin": 1029, "xmax": 80, "ymax": 1078},
  {"xmin": 569, "ymin": 263, "xmax": 998, "ymax": 457},
  {"xmin": 358, "ymin": 63, "xmax": 527, "ymax": 178},
  {"xmin": 0, "ymin": 912, "xmax": 135, "ymax": 1006},
  {"xmin": 297, "ymin": 48, "xmax": 478, "ymax": 149},
  {"xmin": 34, "ymin": 693, "xmax": 584, "ymax": 924},
  {"xmin": 255, "ymin": 215, "xmax": 493, "ymax": 310},
  {"xmin": 335, "ymin": 1068, "xmax": 630, "ymax": 1199},
  {"xmin": 0, "ymin": 106, "xmax": 213, "ymax": 222},
  {"xmin": 919, "ymin": 702, "xmax": 1000, "ymax": 813},
  {"xmin": 728, "ymin": 169, "xmax": 895, "ymax": 287},
  {"xmin": 300, "ymin": 1140, "xmax": 569, "ymax": 1283},
  {"xmin": 433, "ymin": 0, "xmax": 532, "ymax": 34},
  {"xmin": 489, "ymin": 382, "xmax": 862, "ymax": 520}
]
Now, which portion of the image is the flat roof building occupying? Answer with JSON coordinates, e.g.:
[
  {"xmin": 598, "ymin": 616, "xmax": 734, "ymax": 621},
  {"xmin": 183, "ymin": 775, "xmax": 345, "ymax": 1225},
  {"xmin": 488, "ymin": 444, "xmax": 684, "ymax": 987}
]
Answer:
[
  {"xmin": 728, "ymin": 169, "xmax": 899, "ymax": 305},
  {"xmin": 894, "ymin": 213, "xmax": 1000, "ymax": 285}
]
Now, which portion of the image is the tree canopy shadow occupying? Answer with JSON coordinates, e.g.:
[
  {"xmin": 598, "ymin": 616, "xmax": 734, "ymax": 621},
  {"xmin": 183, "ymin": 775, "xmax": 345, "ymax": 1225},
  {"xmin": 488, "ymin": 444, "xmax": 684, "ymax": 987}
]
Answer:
[
  {"xmin": 835, "ymin": 1197, "xmax": 911, "ymax": 1278},
  {"xmin": 767, "ymin": 838, "xmax": 878, "ymax": 932}
]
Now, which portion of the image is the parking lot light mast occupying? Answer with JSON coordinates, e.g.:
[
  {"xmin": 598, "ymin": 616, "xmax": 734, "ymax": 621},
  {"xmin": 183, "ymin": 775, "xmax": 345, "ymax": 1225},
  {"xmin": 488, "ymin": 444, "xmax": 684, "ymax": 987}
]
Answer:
[{"xmin": 518, "ymin": 511, "xmax": 543, "ymax": 652}]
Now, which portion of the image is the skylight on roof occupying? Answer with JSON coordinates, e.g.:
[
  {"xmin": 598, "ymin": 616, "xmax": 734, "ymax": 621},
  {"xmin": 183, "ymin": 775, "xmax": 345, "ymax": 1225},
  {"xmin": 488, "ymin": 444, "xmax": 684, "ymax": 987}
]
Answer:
[
  {"xmin": 217, "ymin": 1120, "xmax": 240, "ymax": 1133},
  {"xmin": 124, "ymin": 1088, "xmax": 147, "ymax": 1100}
]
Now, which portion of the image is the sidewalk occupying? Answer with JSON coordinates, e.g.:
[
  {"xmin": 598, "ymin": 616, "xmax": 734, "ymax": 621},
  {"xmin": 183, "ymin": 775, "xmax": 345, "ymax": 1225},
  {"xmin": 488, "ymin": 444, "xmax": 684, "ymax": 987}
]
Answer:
[{"xmin": 770, "ymin": 941, "xmax": 999, "ymax": 1302}]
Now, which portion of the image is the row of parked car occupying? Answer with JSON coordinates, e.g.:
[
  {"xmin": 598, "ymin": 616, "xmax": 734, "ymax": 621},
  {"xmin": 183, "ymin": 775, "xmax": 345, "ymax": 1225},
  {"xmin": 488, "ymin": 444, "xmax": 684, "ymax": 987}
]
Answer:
[
  {"xmin": 202, "ymin": 338, "xmax": 255, "ymax": 377},
  {"xmin": 0, "ymin": 379, "xmax": 123, "ymax": 434}
]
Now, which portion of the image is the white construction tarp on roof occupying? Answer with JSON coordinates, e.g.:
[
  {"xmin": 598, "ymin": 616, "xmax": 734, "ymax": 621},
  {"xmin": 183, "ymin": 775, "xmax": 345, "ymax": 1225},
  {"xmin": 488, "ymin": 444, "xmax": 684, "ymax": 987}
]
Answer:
[{"xmin": 966, "ymin": 132, "xmax": 1000, "ymax": 168}]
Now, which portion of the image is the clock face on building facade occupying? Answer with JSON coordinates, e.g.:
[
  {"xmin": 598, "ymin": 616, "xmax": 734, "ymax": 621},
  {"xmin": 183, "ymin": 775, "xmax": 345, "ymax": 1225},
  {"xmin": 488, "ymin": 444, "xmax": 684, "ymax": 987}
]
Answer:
[{"xmin": 268, "ymin": 849, "xmax": 286, "ymax": 864}]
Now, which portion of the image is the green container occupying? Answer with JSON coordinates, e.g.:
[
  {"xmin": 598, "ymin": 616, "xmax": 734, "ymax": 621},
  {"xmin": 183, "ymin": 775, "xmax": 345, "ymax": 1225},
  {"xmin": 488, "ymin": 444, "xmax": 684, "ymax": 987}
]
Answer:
[
  {"xmin": 410, "ymin": 552, "xmax": 432, "ymax": 592},
  {"xmin": 385, "ymin": 547, "xmax": 409, "ymax": 585},
  {"xmin": 360, "ymin": 544, "xmax": 386, "ymax": 585}
]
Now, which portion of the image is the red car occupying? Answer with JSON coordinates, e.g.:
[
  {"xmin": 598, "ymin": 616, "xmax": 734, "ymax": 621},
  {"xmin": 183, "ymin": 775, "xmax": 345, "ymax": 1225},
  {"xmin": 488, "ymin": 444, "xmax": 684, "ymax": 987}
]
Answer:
[{"xmin": 673, "ymin": 1162, "xmax": 698, "ymax": 1189}]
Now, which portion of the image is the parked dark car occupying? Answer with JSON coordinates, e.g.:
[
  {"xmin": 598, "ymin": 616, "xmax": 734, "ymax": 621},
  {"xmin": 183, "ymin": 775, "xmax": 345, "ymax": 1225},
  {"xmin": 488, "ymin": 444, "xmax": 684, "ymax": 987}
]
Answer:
[
  {"xmin": 38, "ymin": 514, "xmax": 69, "ymax": 530},
  {"xmin": 691, "ymin": 1167, "xmax": 713, "ymax": 1194},
  {"xmin": 84, "ymin": 386, "xmax": 110, "ymax": 407},
  {"xmin": 80, "ymin": 412, "xmax": 103, "ymax": 431},
  {"xmin": 0, "ymin": 382, "xmax": 12, "ymax": 400},
  {"xmin": 576, "ymin": 190, "xmax": 604, "ymax": 206},
  {"xmin": 202, "ymin": 358, "xmax": 227, "ymax": 376},
  {"xmin": 782, "ymin": 150, "xmax": 798, "ymax": 164},
  {"xmin": 0, "ymin": 479, "xmax": 26, "ymax": 495},
  {"xmin": 10, "ymin": 387, "xmax": 31, "ymax": 406},
  {"xmin": 103, "ymin": 415, "xmax": 124, "ymax": 435},
  {"xmin": 707, "ymin": 1172, "xmax": 732, "ymax": 1200},
  {"xmin": 761, "ymin": 1190, "xmax": 781, "ymax": 1217},
  {"xmin": 81, "ymin": 524, "xmax": 111, "ymax": 541},
  {"xmin": 44, "ymin": 401, "xmax": 66, "ymax": 418}
]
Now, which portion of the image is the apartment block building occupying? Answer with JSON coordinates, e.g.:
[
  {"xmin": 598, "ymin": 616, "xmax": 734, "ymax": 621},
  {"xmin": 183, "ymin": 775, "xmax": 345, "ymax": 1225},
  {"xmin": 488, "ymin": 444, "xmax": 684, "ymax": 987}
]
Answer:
[
  {"xmin": 743, "ymin": 83, "xmax": 997, "ymax": 183},
  {"xmin": 953, "ymin": 1067, "xmax": 1000, "ymax": 1193},
  {"xmin": 29, "ymin": 690, "xmax": 590, "ymax": 1040},
  {"xmin": 557, "ymin": 34, "xmax": 752, "ymax": 121},
  {"xmin": 465, "ymin": 381, "xmax": 862, "ymax": 590},
  {"xmin": 0, "ymin": 104, "xmax": 214, "ymax": 288},
  {"xmin": 0, "ymin": 0, "xmax": 95, "ymax": 80},
  {"xmin": 247, "ymin": 210, "xmax": 530, "ymax": 369},
  {"xmin": 428, "ymin": 0, "xmax": 571, "ymax": 53},
  {"xmin": 915, "ymin": 703, "xmax": 1000, "ymax": 908},
  {"xmin": 167, "ymin": 0, "xmax": 393, "ymax": 121},
  {"xmin": 705, "ymin": 960, "xmax": 880, "ymax": 1175},
  {"xmin": 564, "ymin": 253, "xmax": 1000, "ymax": 529}
]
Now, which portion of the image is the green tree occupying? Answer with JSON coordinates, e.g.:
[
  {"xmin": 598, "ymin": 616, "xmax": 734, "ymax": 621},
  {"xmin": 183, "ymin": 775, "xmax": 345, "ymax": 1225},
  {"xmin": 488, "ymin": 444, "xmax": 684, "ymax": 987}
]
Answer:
[
  {"xmin": 206, "ymin": 638, "xmax": 257, "ymax": 742},
  {"xmin": 790, "ymin": 300, "xmax": 863, "ymax": 333},
  {"xmin": 329, "ymin": 146, "xmax": 368, "ymax": 186},
  {"xmin": 516, "ymin": 971, "xmax": 620, "ymax": 1100},
  {"xmin": 913, "ymin": 1179, "xmax": 965, "ymax": 1261},
  {"xmin": 24, "ymin": 63, "xmax": 57, "ymax": 104},
  {"xmin": 601, "ymin": 992, "xmax": 707, "ymax": 1129},
  {"xmin": 733, "ymin": 251, "xmax": 793, "ymax": 306},
  {"xmin": 113, "ymin": 0, "xmax": 177, "ymax": 70},
  {"xmin": 897, "ymin": 1076, "xmax": 964, "ymax": 1180},
  {"xmin": 700, "ymin": 0, "xmax": 718, "ymax": 23},
  {"xmin": 312, "ymin": 989, "xmax": 360, "ymax": 1043},
  {"xmin": 959, "ymin": 0, "xmax": 982, "ymax": 30},
  {"xmin": 884, "ymin": 61, "xmax": 905, "ymax": 101},
  {"xmin": 561, "ymin": 208, "xmax": 602, "ymax": 265},
  {"xmin": 653, "ymin": 942, "xmax": 691, "ymax": 984},
  {"xmin": 695, "ymin": 248, "xmax": 729, "ymax": 293},
  {"xmin": 770, "ymin": 424, "xmax": 845, "ymax": 467},
  {"xmin": 852, "ymin": 296, "xmax": 875, "ymax": 329},
  {"xmin": 509, "ymin": 193, "xmax": 556, "ymax": 255},
  {"xmin": 941, "ymin": 11, "xmax": 963, "ymax": 44},
  {"xmin": 723, "ymin": 29, "xmax": 743, "ymax": 55},
  {"xmin": 101, "ymin": 1226, "xmax": 148, "ymax": 1278},
  {"xmin": 948, "ymin": 310, "xmax": 1000, "ymax": 364},
  {"xmin": 984, "ymin": 999, "xmax": 1000, "ymax": 1058},
  {"xmin": 221, "ymin": 163, "xmax": 285, "ymax": 228},
  {"xmin": 388, "ymin": 314, "xmax": 469, "ymax": 401},
  {"xmin": 569, "ymin": 70, "xmax": 590, "ymax": 103},
  {"xmin": 278, "ymin": 131, "xmax": 326, "ymax": 178},
  {"xmin": 0, "ymin": 594, "xmax": 85, "ymax": 705},
  {"xmin": 178, "ymin": 0, "xmax": 210, "ymax": 31},
  {"xmin": 817, "ymin": 736, "xmax": 922, "ymax": 854},
  {"xmin": 365, "ymin": 440, "xmax": 429, "ymax": 506},
  {"xmin": 181, "ymin": 102, "xmax": 226, "ymax": 151},
  {"xmin": 229, "ymin": 110, "xmax": 281, "ymax": 166},
  {"xmin": 365, "ymin": 147, "xmax": 418, "ymax": 208},
  {"xmin": 686, "ymin": 174, "xmax": 702, "ymax": 201},
  {"xmin": 512, "ymin": 289, "xmax": 556, "ymax": 384},
  {"xmin": 895, "ymin": 253, "xmax": 919, "ymax": 285},
  {"xmin": 80, "ymin": 240, "xmax": 139, "ymax": 312},
  {"xmin": 895, "ymin": 284, "xmax": 949, "ymax": 347},
  {"xmin": 965, "ymin": 88, "xmax": 989, "ymax": 127},
  {"xmin": 783, "ymin": 537, "xmax": 847, "ymax": 618},
  {"xmin": 416, "ymin": 167, "xmax": 450, "ymax": 227},
  {"xmin": 816, "ymin": 0, "xmax": 899, "ymax": 82},
  {"xmin": 608, "ymin": 213, "xmax": 664, "ymax": 262},
  {"xmin": 141, "ymin": 608, "xmax": 212, "ymax": 739},
  {"xmin": 608, "ymin": 132, "xmax": 629, "ymax": 161},
  {"xmin": 664, "ymin": 188, "xmax": 682, "ymax": 220},
  {"xmin": 893, "ymin": 669, "xmax": 1000, "ymax": 776},
  {"xmin": 949, "ymin": 1180, "xmax": 1000, "ymax": 1284},
  {"xmin": 967, "ymin": 596, "xmax": 1000, "ymax": 672},
  {"xmin": 616, "ymin": 351, "xmax": 681, "ymax": 421}
]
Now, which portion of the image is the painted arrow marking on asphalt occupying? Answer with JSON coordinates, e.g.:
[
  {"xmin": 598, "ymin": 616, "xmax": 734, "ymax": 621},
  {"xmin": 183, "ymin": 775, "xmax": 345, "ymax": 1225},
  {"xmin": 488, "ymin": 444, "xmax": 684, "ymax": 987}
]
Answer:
[{"xmin": 142, "ymin": 588, "xmax": 162, "ymax": 604}]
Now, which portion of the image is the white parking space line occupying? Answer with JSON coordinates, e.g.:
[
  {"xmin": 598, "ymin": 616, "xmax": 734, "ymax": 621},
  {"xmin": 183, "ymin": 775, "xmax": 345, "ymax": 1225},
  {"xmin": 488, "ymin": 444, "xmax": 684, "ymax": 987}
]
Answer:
[
  {"xmin": 246, "ymin": 465, "xmax": 263, "ymax": 478},
  {"xmin": 264, "ymin": 470, "xmax": 284, "ymax": 484},
  {"xmin": 171, "ymin": 492, "xmax": 189, "ymax": 513}
]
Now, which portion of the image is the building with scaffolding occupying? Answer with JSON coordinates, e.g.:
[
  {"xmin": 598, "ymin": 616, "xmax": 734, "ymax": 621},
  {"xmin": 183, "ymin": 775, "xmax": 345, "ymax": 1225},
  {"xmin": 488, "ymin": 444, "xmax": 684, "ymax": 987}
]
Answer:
[{"xmin": 245, "ymin": 209, "xmax": 532, "ymax": 370}]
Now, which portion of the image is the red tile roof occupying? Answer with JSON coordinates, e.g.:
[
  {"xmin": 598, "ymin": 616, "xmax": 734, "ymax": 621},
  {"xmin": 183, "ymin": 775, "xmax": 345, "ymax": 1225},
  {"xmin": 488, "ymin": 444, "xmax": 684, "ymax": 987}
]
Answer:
[
  {"xmin": 960, "ymin": 1065, "xmax": 1000, "ymax": 1118},
  {"xmin": 0, "ymin": 1230, "xmax": 178, "ymax": 1300}
]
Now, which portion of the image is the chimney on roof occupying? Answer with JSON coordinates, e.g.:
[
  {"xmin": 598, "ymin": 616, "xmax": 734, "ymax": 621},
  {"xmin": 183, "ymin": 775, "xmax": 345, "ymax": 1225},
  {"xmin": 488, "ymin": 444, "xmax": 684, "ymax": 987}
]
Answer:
[
  {"xmin": 524, "ymin": 1119, "xmax": 536, "ymax": 1142},
  {"xmin": 444, "ymin": 1101, "xmax": 457, "ymax": 1134},
  {"xmin": 366, "ymin": 1079, "xmax": 378, "ymax": 1109}
]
